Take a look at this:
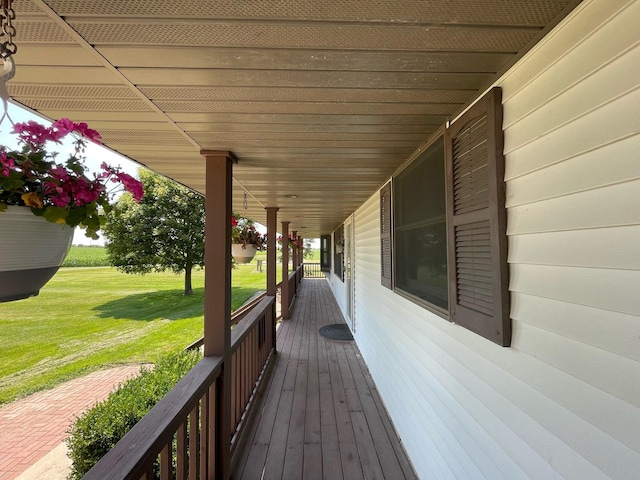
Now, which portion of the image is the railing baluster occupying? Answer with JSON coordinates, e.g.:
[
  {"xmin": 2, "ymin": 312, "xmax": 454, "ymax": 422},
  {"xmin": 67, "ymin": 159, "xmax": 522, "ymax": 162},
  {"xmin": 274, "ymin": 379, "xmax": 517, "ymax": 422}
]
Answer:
[
  {"xmin": 176, "ymin": 421, "xmax": 187, "ymax": 480},
  {"xmin": 200, "ymin": 391, "xmax": 209, "ymax": 479},
  {"xmin": 253, "ymin": 328, "xmax": 259, "ymax": 388},
  {"xmin": 189, "ymin": 406, "xmax": 199, "ymax": 480},
  {"xmin": 252, "ymin": 329, "xmax": 257, "ymax": 391},
  {"xmin": 231, "ymin": 350, "xmax": 237, "ymax": 431},
  {"xmin": 160, "ymin": 442, "xmax": 171, "ymax": 479},
  {"xmin": 245, "ymin": 332, "xmax": 251, "ymax": 406},
  {"xmin": 302, "ymin": 262, "xmax": 324, "ymax": 278},
  {"xmin": 237, "ymin": 348, "xmax": 242, "ymax": 428},
  {"xmin": 252, "ymin": 328, "xmax": 260, "ymax": 388},
  {"xmin": 237, "ymin": 346, "xmax": 242, "ymax": 429},
  {"xmin": 208, "ymin": 381, "xmax": 217, "ymax": 478},
  {"xmin": 271, "ymin": 301, "xmax": 277, "ymax": 353}
]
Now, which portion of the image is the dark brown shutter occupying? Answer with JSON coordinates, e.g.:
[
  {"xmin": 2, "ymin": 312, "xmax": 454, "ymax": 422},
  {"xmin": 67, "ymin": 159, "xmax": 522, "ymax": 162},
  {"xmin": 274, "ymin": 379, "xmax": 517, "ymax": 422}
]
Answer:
[
  {"xmin": 320, "ymin": 234, "xmax": 331, "ymax": 271},
  {"xmin": 334, "ymin": 224, "xmax": 344, "ymax": 280},
  {"xmin": 445, "ymin": 87, "xmax": 510, "ymax": 346},
  {"xmin": 380, "ymin": 182, "xmax": 392, "ymax": 289}
]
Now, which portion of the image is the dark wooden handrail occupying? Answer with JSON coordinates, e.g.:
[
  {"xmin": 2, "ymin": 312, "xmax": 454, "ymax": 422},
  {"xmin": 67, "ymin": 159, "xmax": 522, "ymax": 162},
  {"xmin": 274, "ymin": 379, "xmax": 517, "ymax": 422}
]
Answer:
[
  {"xmin": 284, "ymin": 266, "xmax": 303, "ymax": 316},
  {"xmin": 288, "ymin": 270, "xmax": 296, "ymax": 312},
  {"xmin": 230, "ymin": 296, "xmax": 272, "ymax": 350}
]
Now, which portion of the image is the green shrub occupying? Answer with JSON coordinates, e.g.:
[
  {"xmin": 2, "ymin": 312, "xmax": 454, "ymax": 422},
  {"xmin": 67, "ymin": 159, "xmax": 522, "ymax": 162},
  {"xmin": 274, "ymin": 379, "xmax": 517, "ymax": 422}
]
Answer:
[{"xmin": 66, "ymin": 349, "xmax": 202, "ymax": 479}]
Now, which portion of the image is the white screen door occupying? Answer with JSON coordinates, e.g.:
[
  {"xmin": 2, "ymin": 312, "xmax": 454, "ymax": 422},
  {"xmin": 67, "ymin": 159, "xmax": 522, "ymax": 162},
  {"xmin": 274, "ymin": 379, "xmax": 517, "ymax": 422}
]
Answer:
[{"xmin": 344, "ymin": 217, "xmax": 355, "ymax": 331}]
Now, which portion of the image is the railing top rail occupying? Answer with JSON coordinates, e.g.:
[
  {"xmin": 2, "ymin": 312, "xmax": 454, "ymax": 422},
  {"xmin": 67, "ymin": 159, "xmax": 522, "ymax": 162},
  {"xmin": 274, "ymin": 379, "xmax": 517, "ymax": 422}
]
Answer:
[
  {"xmin": 82, "ymin": 355, "xmax": 223, "ymax": 480},
  {"xmin": 186, "ymin": 281, "xmax": 283, "ymax": 351},
  {"xmin": 288, "ymin": 266, "xmax": 302, "ymax": 281},
  {"xmin": 231, "ymin": 295, "xmax": 275, "ymax": 352},
  {"xmin": 230, "ymin": 290, "xmax": 267, "ymax": 326}
]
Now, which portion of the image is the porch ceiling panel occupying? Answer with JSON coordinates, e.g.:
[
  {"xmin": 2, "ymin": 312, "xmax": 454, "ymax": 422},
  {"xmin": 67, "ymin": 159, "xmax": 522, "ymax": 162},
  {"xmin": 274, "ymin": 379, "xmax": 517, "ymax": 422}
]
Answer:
[
  {"xmin": 119, "ymin": 69, "xmax": 495, "ymax": 89},
  {"xmin": 177, "ymin": 123, "xmax": 440, "ymax": 135},
  {"xmin": 9, "ymin": 0, "xmax": 579, "ymax": 236},
  {"xmin": 169, "ymin": 113, "xmax": 449, "ymax": 126},
  {"xmin": 97, "ymin": 47, "xmax": 516, "ymax": 72}
]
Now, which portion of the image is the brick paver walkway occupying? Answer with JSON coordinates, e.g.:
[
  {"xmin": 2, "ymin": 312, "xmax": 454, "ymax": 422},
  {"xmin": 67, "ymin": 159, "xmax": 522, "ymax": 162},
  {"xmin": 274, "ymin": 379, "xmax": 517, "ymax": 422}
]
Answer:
[{"xmin": 0, "ymin": 365, "xmax": 141, "ymax": 480}]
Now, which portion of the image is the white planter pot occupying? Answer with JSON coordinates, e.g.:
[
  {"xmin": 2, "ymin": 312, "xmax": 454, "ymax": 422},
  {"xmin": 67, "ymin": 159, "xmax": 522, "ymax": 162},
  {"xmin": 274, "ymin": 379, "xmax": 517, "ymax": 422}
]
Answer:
[
  {"xmin": 0, "ymin": 205, "xmax": 73, "ymax": 302},
  {"xmin": 232, "ymin": 243, "xmax": 257, "ymax": 264}
]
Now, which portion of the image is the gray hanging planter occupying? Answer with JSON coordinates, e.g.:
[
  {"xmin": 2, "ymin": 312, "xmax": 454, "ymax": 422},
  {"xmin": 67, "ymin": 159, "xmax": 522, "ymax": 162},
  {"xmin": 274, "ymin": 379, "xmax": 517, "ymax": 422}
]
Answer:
[
  {"xmin": 0, "ymin": 205, "xmax": 73, "ymax": 302},
  {"xmin": 231, "ymin": 243, "xmax": 257, "ymax": 264}
]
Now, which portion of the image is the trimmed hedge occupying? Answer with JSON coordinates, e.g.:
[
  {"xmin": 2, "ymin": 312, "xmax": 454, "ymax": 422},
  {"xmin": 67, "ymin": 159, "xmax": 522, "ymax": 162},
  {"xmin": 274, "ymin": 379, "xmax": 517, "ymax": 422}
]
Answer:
[{"xmin": 65, "ymin": 349, "xmax": 202, "ymax": 479}]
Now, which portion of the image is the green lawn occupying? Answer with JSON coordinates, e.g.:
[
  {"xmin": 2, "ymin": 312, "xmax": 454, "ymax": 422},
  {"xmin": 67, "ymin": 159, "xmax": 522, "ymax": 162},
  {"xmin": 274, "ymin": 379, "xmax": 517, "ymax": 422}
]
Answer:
[
  {"xmin": 306, "ymin": 248, "xmax": 320, "ymax": 261},
  {"xmin": 0, "ymin": 260, "xmax": 271, "ymax": 405},
  {"xmin": 62, "ymin": 245, "xmax": 110, "ymax": 267}
]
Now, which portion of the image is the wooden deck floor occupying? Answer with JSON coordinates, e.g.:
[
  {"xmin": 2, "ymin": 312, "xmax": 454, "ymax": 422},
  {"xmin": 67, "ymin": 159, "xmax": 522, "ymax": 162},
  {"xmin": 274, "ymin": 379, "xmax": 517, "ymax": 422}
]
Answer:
[{"xmin": 232, "ymin": 278, "xmax": 417, "ymax": 480}]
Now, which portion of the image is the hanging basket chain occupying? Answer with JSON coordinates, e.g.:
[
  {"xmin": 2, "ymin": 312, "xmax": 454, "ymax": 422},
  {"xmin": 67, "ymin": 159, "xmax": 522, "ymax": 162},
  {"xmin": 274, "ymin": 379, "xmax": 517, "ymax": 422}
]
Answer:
[
  {"xmin": 0, "ymin": 0, "xmax": 15, "ymax": 126},
  {"xmin": 243, "ymin": 191, "xmax": 248, "ymax": 216},
  {"xmin": 0, "ymin": 0, "xmax": 16, "ymax": 59}
]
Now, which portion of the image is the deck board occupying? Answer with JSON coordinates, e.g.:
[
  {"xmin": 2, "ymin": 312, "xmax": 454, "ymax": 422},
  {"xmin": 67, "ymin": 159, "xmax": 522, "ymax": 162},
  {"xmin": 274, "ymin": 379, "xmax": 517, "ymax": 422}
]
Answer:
[{"xmin": 232, "ymin": 278, "xmax": 417, "ymax": 480}]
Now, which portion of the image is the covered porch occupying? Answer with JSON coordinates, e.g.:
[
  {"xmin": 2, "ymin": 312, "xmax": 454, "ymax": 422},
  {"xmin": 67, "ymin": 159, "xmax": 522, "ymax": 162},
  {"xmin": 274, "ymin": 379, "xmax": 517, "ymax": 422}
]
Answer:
[
  {"xmin": 82, "ymin": 275, "xmax": 416, "ymax": 480},
  {"xmin": 6, "ymin": 1, "xmax": 630, "ymax": 479}
]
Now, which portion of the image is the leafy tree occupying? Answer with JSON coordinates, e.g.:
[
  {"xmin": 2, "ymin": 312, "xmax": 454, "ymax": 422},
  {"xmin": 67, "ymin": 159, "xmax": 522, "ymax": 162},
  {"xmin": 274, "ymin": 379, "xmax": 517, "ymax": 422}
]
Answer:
[
  {"xmin": 303, "ymin": 239, "xmax": 314, "ymax": 259},
  {"xmin": 103, "ymin": 169, "xmax": 205, "ymax": 295}
]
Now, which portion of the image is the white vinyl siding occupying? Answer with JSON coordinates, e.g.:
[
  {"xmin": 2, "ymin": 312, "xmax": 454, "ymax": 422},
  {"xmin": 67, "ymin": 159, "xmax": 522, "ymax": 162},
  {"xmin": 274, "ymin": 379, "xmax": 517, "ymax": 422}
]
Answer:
[{"xmin": 345, "ymin": 1, "xmax": 640, "ymax": 478}]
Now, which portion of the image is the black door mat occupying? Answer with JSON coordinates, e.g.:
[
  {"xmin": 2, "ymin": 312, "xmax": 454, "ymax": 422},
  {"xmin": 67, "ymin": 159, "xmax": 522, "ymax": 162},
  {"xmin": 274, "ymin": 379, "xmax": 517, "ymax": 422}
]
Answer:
[{"xmin": 319, "ymin": 323, "xmax": 354, "ymax": 341}]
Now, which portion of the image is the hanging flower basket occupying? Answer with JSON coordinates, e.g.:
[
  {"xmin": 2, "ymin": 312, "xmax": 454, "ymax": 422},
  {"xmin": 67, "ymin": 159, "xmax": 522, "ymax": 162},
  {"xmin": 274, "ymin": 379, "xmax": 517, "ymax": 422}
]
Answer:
[
  {"xmin": 230, "ymin": 214, "xmax": 265, "ymax": 264},
  {"xmin": 0, "ymin": 205, "xmax": 73, "ymax": 302},
  {"xmin": 232, "ymin": 243, "xmax": 257, "ymax": 264},
  {"xmin": 0, "ymin": 117, "xmax": 144, "ymax": 302},
  {"xmin": 0, "ymin": 117, "xmax": 144, "ymax": 240}
]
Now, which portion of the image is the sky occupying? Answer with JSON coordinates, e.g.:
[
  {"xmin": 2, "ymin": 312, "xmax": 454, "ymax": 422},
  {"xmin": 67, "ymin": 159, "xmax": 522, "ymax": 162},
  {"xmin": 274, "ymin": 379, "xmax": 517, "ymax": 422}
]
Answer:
[{"xmin": 0, "ymin": 102, "xmax": 142, "ymax": 245}]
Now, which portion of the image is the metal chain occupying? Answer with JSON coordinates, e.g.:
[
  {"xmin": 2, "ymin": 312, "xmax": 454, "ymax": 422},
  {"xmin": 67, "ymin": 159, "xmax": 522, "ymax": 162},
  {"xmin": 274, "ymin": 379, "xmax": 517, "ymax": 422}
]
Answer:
[
  {"xmin": 243, "ymin": 191, "xmax": 248, "ymax": 216},
  {"xmin": 1, "ymin": 0, "xmax": 17, "ymax": 59}
]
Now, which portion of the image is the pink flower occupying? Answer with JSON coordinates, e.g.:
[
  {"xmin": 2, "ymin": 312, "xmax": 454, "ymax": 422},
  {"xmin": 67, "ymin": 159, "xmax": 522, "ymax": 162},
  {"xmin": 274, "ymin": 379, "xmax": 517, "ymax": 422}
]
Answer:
[
  {"xmin": 43, "ymin": 181, "xmax": 63, "ymax": 196},
  {"xmin": 50, "ymin": 118, "xmax": 75, "ymax": 140},
  {"xmin": 75, "ymin": 185, "xmax": 99, "ymax": 205},
  {"xmin": 49, "ymin": 166, "xmax": 70, "ymax": 181},
  {"xmin": 12, "ymin": 121, "xmax": 58, "ymax": 146},
  {"xmin": 116, "ymin": 172, "xmax": 144, "ymax": 202},
  {"xmin": 50, "ymin": 194, "xmax": 71, "ymax": 207},
  {"xmin": 73, "ymin": 122, "xmax": 102, "ymax": 143},
  {"xmin": 44, "ymin": 182, "xmax": 71, "ymax": 207},
  {"xmin": 0, "ymin": 151, "xmax": 15, "ymax": 176}
]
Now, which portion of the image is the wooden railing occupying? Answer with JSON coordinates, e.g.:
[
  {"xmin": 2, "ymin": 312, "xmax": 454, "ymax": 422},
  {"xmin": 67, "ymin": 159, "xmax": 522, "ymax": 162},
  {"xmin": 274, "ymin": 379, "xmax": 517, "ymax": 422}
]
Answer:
[
  {"xmin": 285, "ymin": 265, "xmax": 303, "ymax": 317},
  {"xmin": 287, "ymin": 271, "xmax": 296, "ymax": 311},
  {"xmin": 230, "ymin": 296, "xmax": 276, "ymax": 456},
  {"xmin": 296, "ymin": 263, "xmax": 303, "ymax": 285},
  {"xmin": 82, "ymin": 296, "xmax": 277, "ymax": 480},
  {"xmin": 302, "ymin": 262, "xmax": 324, "ymax": 278}
]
